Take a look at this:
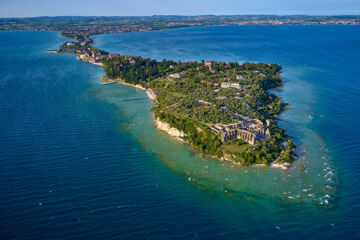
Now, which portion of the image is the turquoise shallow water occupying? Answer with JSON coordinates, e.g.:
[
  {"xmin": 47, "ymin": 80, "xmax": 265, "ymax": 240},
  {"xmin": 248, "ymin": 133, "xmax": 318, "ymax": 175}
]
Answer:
[{"xmin": 1, "ymin": 26, "xmax": 360, "ymax": 239}]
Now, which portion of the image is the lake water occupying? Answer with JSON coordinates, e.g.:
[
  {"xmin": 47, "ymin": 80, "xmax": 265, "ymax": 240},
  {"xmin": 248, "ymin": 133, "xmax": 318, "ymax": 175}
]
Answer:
[{"xmin": 1, "ymin": 25, "xmax": 360, "ymax": 239}]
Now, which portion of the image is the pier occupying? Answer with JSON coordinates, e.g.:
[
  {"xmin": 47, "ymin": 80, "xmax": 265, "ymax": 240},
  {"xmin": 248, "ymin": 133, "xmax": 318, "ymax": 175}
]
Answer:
[{"xmin": 121, "ymin": 97, "xmax": 150, "ymax": 101}]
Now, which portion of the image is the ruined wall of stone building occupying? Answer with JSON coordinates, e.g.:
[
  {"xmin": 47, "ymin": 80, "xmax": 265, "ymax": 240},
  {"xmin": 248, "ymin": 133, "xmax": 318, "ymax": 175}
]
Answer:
[
  {"xmin": 265, "ymin": 119, "xmax": 271, "ymax": 127},
  {"xmin": 212, "ymin": 120, "xmax": 269, "ymax": 145},
  {"xmin": 222, "ymin": 129, "xmax": 238, "ymax": 142},
  {"xmin": 254, "ymin": 119, "xmax": 264, "ymax": 126},
  {"xmin": 237, "ymin": 129, "xmax": 256, "ymax": 145},
  {"xmin": 251, "ymin": 126, "xmax": 265, "ymax": 135},
  {"xmin": 248, "ymin": 119, "xmax": 265, "ymax": 135},
  {"xmin": 265, "ymin": 128, "xmax": 271, "ymax": 137}
]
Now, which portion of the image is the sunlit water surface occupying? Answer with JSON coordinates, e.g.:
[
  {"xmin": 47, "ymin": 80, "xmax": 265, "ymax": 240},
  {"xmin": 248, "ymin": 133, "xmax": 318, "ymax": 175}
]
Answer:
[{"xmin": 1, "ymin": 26, "xmax": 360, "ymax": 239}]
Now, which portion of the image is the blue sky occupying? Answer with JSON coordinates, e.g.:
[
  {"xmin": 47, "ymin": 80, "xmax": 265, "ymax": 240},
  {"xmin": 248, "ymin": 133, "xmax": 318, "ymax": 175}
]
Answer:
[{"xmin": 0, "ymin": 0, "xmax": 359, "ymax": 17}]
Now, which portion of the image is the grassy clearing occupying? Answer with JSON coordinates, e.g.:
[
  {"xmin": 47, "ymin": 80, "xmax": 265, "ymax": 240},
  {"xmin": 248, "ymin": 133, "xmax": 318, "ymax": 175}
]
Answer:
[{"xmin": 222, "ymin": 143, "xmax": 248, "ymax": 154}]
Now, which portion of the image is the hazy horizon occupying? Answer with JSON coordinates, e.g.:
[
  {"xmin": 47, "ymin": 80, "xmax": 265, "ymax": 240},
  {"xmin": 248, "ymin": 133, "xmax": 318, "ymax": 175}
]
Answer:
[
  {"xmin": 1, "ymin": 14, "xmax": 360, "ymax": 19},
  {"xmin": 1, "ymin": 0, "xmax": 359, "ymax": 18}
]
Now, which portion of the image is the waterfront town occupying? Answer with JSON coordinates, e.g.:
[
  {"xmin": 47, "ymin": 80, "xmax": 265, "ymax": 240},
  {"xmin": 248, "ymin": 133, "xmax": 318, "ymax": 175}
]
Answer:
[{"xmin": 1, "ymin": 15, "xmax": 359, "ymax": 42}]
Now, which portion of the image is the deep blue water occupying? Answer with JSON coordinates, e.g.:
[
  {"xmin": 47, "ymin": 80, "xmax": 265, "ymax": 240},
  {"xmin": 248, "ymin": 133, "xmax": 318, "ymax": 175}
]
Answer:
[{"xmin": 1, "ymin": 26, "xmax": 360, "ymax": 239}]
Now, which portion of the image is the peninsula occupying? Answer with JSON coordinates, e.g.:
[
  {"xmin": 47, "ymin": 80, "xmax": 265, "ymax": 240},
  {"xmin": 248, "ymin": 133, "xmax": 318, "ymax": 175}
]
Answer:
[{"xmin": 0, "ymin": 16, "xmax": 302, "ymax": 167}]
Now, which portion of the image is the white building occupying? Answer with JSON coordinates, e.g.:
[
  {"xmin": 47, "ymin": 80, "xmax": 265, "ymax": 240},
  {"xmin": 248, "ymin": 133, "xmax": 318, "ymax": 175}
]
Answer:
[
  {"xmin": 168, "ymin": 73, "xmax": 180, "ymax": 79},
  {"xmin": 221, "ymin": 82, "xmax": 242, "ymax": 89}
]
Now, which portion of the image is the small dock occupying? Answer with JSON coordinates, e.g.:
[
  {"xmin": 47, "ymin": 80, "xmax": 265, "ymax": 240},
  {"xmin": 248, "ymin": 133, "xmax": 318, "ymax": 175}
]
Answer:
[
  {"xmin": 121, "ymin": 97, "xmax": 149, "ymax": 101},
  {"xmin": 102, "ymin": 81, "xmax": 116, "ymax": 85},
  {"xmin": 121, "ymin": 88, "xmax": 156, "ymax": 101}
]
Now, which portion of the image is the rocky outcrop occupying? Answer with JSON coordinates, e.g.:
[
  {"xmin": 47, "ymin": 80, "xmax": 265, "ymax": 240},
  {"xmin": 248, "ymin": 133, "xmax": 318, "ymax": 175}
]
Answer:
[
  {"xmin": 155, "ymin": 118, "xmax": 186, "ymax": 139},
  {"xmin": 146, "ymin": 89, "xmax": 156, "ymax": 100},
  {"xmin": 271, "ymin": 161, "xmax": 290, "ymax": 170}
]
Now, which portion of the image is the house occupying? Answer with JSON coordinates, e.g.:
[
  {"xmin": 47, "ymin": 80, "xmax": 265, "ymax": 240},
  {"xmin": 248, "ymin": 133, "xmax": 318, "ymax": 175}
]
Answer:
[
  {"xmin": 109, "ymin": 53, "xmax": 120, "ymax": 58},
  {"xmin": 221, "ymin": 82, "xmax": 242, "ymax": 89},
  {"xmin": 236, "ymin": 75, "xmax": 244, "ymax": 80},
  {"xmin": 205, "ymin": 61, "xmax": 215, "ymax": 71},
  {"xmin": 201, "ymin": 80, "xmax": 218, "ymax": 86},
  {"xmin": 79, "ymin": 54, "xmax": 87, "ymax": 60},
  {"xmin": 204, "ymin": 61, "xmax": 214, "ymax": 67},
  {"xmin": 168, "ymin": 73, "xmax": 180, "ymax": 79},
  {"xmin": 215, "ymin": 96, "xmax": 227, "ymax": 100},
  {"xmin": 194, "ymin": 99, "xmax": 212, "ymax": 105}
]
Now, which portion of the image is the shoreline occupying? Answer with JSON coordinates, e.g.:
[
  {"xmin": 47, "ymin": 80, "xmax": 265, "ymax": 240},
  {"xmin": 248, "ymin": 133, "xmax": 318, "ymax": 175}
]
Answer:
[{"xmin": 103, "ymin": 77, "xmax": 147, "ymax": 91}]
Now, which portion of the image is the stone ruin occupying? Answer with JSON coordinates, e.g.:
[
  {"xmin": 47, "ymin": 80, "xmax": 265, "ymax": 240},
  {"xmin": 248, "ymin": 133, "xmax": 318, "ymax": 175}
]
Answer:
[{"xmin": 210, "ymin": 119, "xmax": 271, "ymax": 145}]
